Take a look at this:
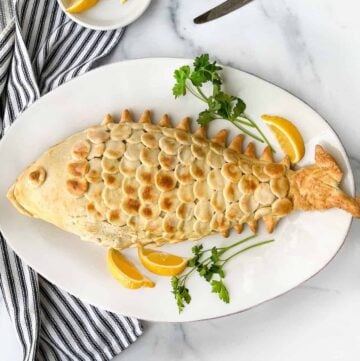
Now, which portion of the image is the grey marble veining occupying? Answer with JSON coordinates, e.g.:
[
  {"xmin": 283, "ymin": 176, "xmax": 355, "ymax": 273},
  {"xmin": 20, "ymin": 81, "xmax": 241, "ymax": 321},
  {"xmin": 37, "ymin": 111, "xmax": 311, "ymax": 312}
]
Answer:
[{"xmin": 2, "ymin": 1, "xmax": 360, "ymax": 360}]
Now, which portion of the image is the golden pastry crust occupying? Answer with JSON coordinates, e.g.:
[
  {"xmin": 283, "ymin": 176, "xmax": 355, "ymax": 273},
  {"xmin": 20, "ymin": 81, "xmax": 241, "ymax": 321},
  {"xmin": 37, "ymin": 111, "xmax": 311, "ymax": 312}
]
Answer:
[{"xmin": 7, "ymin": 110, "xmax": 360, "ymax": 251}]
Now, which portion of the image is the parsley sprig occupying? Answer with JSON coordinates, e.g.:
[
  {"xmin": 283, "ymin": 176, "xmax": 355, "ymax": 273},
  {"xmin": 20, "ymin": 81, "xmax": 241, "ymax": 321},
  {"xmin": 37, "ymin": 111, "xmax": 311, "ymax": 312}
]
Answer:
[
  {"xmin": 171, "ymin": 235, "xmax": 274, "ymax": 313},
  {"xmin": 172, "ymin": 54, "xmax": 274, "ymax": 150}
]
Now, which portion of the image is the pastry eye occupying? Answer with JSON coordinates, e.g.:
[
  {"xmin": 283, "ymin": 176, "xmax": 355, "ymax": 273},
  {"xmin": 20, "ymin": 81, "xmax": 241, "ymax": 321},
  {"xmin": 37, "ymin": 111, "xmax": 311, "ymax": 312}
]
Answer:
[{"xmin": 28, "ymin": 166, "xmax": 46, "ymax": 187}]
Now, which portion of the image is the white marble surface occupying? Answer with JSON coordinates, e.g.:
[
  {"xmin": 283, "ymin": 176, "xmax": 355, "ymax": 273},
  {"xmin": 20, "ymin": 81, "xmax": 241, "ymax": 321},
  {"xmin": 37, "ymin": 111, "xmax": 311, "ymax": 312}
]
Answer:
[{"xmin": 2, "ymin": 0, "xmax": 360, "ymax": 359}]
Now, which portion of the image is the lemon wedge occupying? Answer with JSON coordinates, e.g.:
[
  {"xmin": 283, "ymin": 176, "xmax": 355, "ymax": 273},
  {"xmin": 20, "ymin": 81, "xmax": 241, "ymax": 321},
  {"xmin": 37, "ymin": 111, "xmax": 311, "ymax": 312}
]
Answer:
[
  {"xmin": 107, "ymin": 248, "xmax": 155, "ymax": 289},
  {"xmin": 138, "ymin": 246, "xmax": 188, "ymax": 277},
  {"xmin": 261, "ymin": 114, "xmax": 305, "ymax": 164},
  {"xmin": 66, "ymin": 0, "xmax": 99, "ymax": 14}
]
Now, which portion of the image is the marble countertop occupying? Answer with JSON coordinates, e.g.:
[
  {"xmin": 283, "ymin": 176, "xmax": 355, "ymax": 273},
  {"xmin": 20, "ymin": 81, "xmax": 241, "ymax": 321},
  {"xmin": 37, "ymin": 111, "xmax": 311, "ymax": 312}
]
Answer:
[{"xmin": 2, "ymin": 0, "xmax": 360, "ymax": 359}]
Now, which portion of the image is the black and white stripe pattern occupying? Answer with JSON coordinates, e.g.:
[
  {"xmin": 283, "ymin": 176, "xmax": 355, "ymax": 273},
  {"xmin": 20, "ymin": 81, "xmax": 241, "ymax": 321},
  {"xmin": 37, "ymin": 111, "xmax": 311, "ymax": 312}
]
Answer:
[{"xmin": 0, "ymin": 1, "xmax": 142, "ymax": 360}]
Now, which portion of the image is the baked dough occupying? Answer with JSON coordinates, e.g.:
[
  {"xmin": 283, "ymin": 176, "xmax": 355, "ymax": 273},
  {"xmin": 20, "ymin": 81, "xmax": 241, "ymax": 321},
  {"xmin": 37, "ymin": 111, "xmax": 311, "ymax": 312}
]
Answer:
[{"xmin": 7, "ymin": 110, "xmax": 360, "ymax": 250}]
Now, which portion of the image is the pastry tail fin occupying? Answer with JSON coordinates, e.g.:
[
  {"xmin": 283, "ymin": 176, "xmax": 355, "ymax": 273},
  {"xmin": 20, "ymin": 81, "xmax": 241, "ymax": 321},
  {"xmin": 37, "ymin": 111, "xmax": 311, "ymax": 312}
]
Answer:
[{"xmin": 290, "ymin": 145, "xmax": 360, "ymax": 218}]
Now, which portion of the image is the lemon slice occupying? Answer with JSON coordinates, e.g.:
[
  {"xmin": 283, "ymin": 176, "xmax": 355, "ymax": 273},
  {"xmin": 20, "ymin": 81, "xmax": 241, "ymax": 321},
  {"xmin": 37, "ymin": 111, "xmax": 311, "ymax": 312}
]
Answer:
[
  {"xmin": 66, "ymin": 0, "xmax": 99, "ymax": 14},
  {"xmin": 107, "ymin": 248, "xmax": 155, "ymax": 289},
  {"xmin": 138, "ymin": 246, "xmax": 188, "ymax": 276},
  {"xmin": 261, "ymin": 115, "xmax": 305, "ymax": 164}
]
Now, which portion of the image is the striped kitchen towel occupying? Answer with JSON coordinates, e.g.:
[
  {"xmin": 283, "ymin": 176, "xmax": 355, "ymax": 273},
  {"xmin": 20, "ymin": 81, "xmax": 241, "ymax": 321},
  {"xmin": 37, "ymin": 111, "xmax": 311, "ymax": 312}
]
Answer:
[{"xmin": 0, "ymin": 1, "xmax": 143, "ymax": 360}]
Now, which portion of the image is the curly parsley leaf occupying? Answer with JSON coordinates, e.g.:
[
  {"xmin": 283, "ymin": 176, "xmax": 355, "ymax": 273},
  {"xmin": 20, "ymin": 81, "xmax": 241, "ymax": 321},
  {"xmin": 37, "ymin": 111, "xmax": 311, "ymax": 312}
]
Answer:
[
  {"xmin": 172, "ymin": 54, "xmax": 274, "ymax": 150},
  {"xmin": 170, "ymin": 236, "xmax": 274, "ymax": 313},
  {"xmin": 197, "ymin": 110, "xmax": 216, "ymax": 126},
  {"xmin": 211, "ymin": 280, "xmax": 230, "ymax": 304},
  {"xmin": 172, "ymin": 65, "xmax": 191, "ymax": 98}
]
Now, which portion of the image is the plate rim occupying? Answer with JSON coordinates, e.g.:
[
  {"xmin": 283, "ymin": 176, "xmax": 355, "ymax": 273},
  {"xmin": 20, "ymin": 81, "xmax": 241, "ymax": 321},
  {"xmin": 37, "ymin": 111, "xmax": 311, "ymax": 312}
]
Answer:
[
  {"xmin": 0, "ymin": 57, "xmax": 355, "ymax": 322},
  {"xmin": 56, "ymin": 0, "xmax": 152, "ymax": 30}
]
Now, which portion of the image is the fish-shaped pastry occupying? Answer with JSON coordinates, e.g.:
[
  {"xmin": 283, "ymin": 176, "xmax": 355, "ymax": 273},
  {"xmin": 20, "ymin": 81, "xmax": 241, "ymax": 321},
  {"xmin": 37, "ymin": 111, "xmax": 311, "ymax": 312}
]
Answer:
[{"xmin": 7, "ymin": 110, "xmax": 360, "ymax": 250}]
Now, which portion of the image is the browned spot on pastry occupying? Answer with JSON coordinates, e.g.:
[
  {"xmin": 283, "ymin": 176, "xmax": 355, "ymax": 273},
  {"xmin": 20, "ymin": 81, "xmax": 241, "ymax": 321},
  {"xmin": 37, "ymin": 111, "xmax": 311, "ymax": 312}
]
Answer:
[
  {"xmin": 139, "ymin": 185, "xmax": 158, "ymax": 204},
  {"xmin": 239, "ymin": 160, "xmax": 252, "ymax": 174},
  {"xmin": 225, "ymin": 182, "xmax": 235, "ymax": 199},
  {"xmin": 272, "ymin": 198, "xmax": 293, "ymax": 216},
  {"xmin": 88, "ymin": 143, "xmax": 105, "ymax": 159},
  {"xmin": 175, "ymin": 165, "xmax": 192, "ymax": 184},
  {"xmin": 102, "ymin": 173, "xmax": 123, "ymax": 189},
  {"xmin": 67, "ymin": 160, "xmax": 89, "ymax": 177},
  {"xmin": 252, "ymin": 164, "xmax": 270, "ymax": 182},
  {"xmin": 179, "ymin": 173, "xmax": 191, "ymax": 183},
  {"xmin": 141, "ymin": 133, "xmax": 158, "ymax": 148},
  {"xmin": 195, "ymin": 167, "xmax": 205, "ymax": 179},
  {"xmin": 29, "ymin": 171, "xmax": 40, "ymax": 182},
  {"xmin": 66, "ymin": 178, "xmax": 88, "ymax": 197},
  {"xmin": 159, "ymin": 136, "xmax": 178, "ymax": 155},
  {"xmin": 159, "ymin": 152, "xmax": 177, "ymax": 170},
  {"xmin": 87, "ymin": 203, "xmax": 95, "ymax": 212},
  {"xmin": 86, "ymin": 169, "xmax": 101, "ymax": 184},
  {"xmin": 124, "ymin": 184, "xmax": 135, "ymax": 195},
  {"xmin": 210, "ymin": 213, "xmax": 229, "ymax": 232},
  {"xmin": 142, "ymin": 207, "xmax": 153, "ymax": 217},
  {"xmin": 264, "ymin": 163, "xmax": 285, "ymax": 179},
  {"xmin": 176, "ymin": 203, "xmax": 187, "ymax": 219},
  {"xmin": 106, "ymin": 150, "xmax": 119, "ymax": 158},
  {"xmin": 191, "ymin": 144, "xmax": 207, "ymax": 159},
  {"xmin": 142, "ymin": 172, "xmax": 152, "ymax": 183},
  {"xmin": 270, "ymin": 177, "xmax": 289, "ymax": 198},
  {"xmin": 86, "ymin": 202, "xmax": 104, "ymax": 221},
  {"xmin": 239, "ymin": 175, "xmax": 259, "ymax": 194},
  {"xmin": 122, "ymin": 197, "xmax": 140, "ymax": 215},
  {"xmin": 163, "ymin": 214, "xmax": 177, "ymax": 233},
  {"xmin": 28, "ymin": 166, "xmax": 46, "ymax": 187},
  {"xmin": 162, "ymin": 197, "xmax": 173, "ymax": 211},
  {"xmin": 108, "ymin": 210, "xmax": 119, "ymax": 222},
  {"xmin": 155, "ymin": 171, "xmax": 176, "ymax": 192},
  {"xmin": 136, "ymin": 166, "xmax": 154, "ymax": 185},
  {"xmin": 87, "ymin": 127, "xmax": 110, "ymax": 144},
  {"xmin": 142, "ymin": 186, "xmax": 152, "ymax": 201},
  {"xmin": 139, "ymin": 205, "xmax": 160, "ymax": 220},
  {"xmin": 221, "ymin": 163, "xmax": 241, "ymax": 183},
  {"xmin": 178, "ymin": 184, "xmax": 194, "ymax": 203},
  {"xmin": 107, "ymin": 175, "xmax": 116, "ymax": 185},
  {"xmin": 159, "ymin": 191, "xmax": 178, "ymax": 212},
  {"xmin": 207, "ymin": 169, "xmax": 224, "ymax": 190},
  {"xmin": 106, "ymin": 209, "xmax": 126, "ymax": 226},
  {"xmin": 72, "ymin": 140, "xmax": 90, "ymax": 159}
]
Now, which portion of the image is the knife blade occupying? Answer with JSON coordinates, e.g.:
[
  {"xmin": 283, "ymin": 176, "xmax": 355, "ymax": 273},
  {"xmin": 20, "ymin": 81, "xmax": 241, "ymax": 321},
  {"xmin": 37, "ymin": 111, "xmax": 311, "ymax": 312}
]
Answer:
[{"xmin": 194, "ymin": 0, "xmax": 254, "ymax": 24}]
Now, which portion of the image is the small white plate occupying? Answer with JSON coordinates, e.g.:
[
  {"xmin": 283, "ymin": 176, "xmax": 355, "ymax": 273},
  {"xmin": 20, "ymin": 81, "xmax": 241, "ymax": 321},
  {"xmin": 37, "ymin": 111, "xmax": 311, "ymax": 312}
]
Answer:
[
  {"xmin": 57, "ymin": 0, "xmax": 151, "ymax": 30},
  {"xmin": 0, "ymin": 59, "xmax": 354, "ymax": 322}
]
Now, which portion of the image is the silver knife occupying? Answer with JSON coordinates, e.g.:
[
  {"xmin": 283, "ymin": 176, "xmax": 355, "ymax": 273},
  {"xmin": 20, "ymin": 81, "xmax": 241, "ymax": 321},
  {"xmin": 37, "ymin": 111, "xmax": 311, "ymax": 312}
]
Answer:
[{"xmin": 194, "ymin": 0, "xmax": 255, "ymax": 24}]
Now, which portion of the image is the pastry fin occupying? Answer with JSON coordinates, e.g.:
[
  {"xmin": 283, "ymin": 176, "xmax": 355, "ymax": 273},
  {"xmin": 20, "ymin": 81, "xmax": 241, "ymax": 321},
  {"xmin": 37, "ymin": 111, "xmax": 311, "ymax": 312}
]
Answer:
[
  {"xmin": 194, "ymin": 126, "xmax": 207, "ymax": 138},
  {"xmin": 280, "ymin": 155, "xmax": 291, "ymax": 168},
  {"xmin": 211, "ymin": 129, "xmax": 228, "ymax": 146},
  {"xmin": 247, "ymin": 220, "xmax": 257, "ymax": 233},
  {"xmin": 260, "ymin": 146, "xmax": 273, "ymax": 162},
  {"xmin": 263, "ymin": 215, "xmax": 278, "ymax": 233},
  {"xmin": 234, "ymin": 223, "xmax": 244, "ymax": 234},
  {"xmin": 229, "ymin": 134, "xmax": 244, "ymax": 152},
  {"xmin": 315, "ymin": 145, "xmax": 343, "ymax": 182},
  {"xmin": 139, "ymin": 110, "xmax": 151, "ymax": 123},
  {"xmin": 176, "ymin": 117, "xmax": 191, "ymax": 131},
  {"xmin": 244, "ymin": 142, "xmax": 256, "ymax": 158},
  {"xmin": 120, "ymin": 109, "xmax": 133, "ymax": 123},
  {"xmin": 101, "ymin": 114, "xmax": 113, "ymax": 125},
  {"xmin": 159, "ymin": 114, "xmax": 172, "ymax": 127}
]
